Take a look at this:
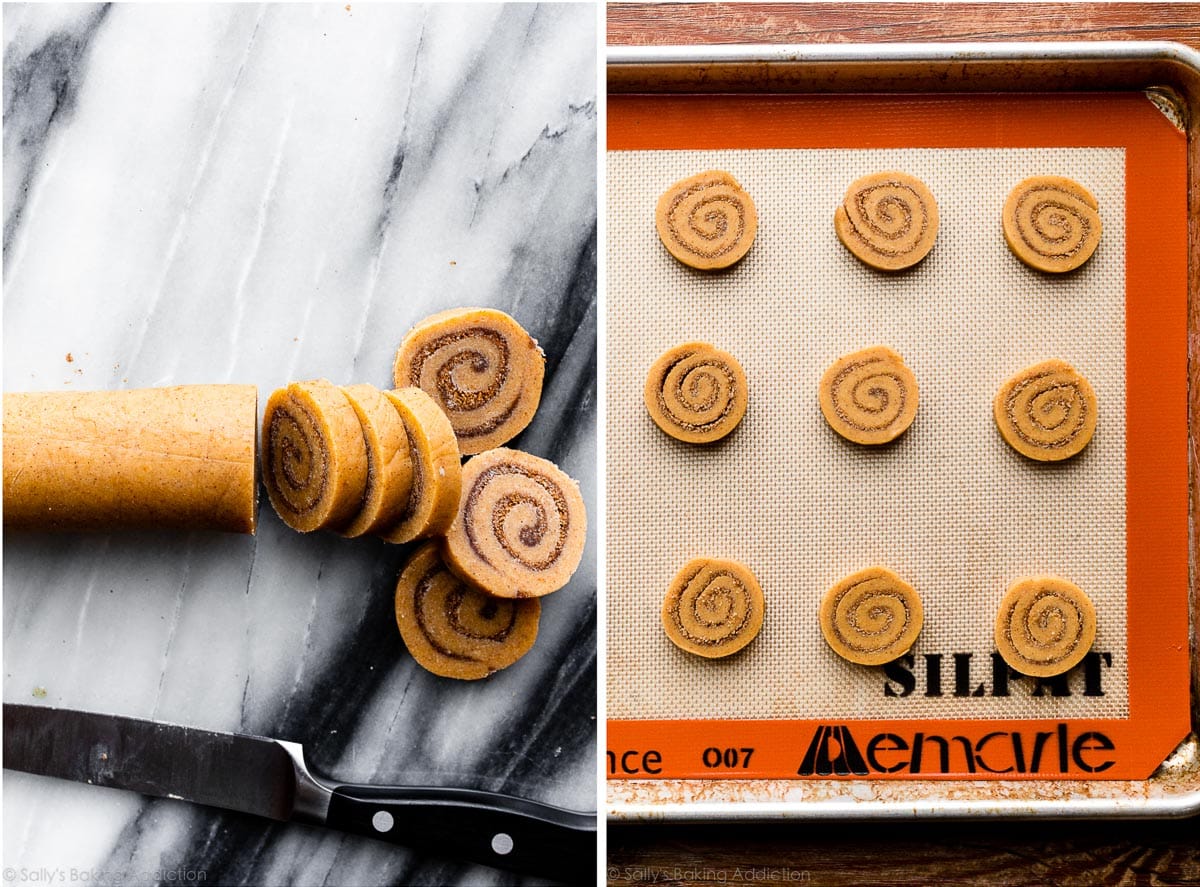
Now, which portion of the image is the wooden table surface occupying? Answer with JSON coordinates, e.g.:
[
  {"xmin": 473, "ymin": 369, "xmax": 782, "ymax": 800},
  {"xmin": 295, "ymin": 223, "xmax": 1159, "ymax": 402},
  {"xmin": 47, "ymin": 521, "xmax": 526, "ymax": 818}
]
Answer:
[{"xmin": 605, "ymin": 4, "xmax": 1200, "ymax": 886}]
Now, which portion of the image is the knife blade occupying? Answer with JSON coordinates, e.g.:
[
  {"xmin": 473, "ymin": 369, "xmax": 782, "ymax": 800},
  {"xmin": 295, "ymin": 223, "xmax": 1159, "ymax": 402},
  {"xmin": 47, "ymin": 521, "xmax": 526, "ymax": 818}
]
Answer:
[{"xmin": 3, "ymin": 704, "xmax": 595, "ymax": 883}]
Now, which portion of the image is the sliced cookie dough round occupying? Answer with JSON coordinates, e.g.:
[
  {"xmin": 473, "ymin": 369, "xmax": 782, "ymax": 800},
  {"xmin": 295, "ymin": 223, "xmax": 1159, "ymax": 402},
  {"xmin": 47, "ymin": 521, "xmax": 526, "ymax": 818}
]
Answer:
[
  {"xmin": 1002, "ymin": 176, "xmax": 1101, "ymax": 273},
  {"xmin": 820, "ymin": 566, "xmax": 923, "ymax": 666},
  {"xmin": 262, "ymin": 379, "xmax": 368, "ymax": 533},
  {"xmin": 661, "ymin": 557, "xmax": 765, "ymax": 659},
  {"xmin": 375, "ymin": 387, "xmax": 462, "ymax": 543},
  {"xmin": 819, "ymin": 346, "xmax": 919, "ymax": 445},
  {"xmin": 393, "ymin": 307, "xmax": 544, "ymax": 455},
  {"xmin": 993, "ymin": 359, "xmax": 1097, "ymax": 462},
  {"xmin": 655, "ymin": 170, "xmax": 758, "ymax": 270},
  {"xmin": 645, "ymin": 342, "xmax": 747, "ymax": 444},
  {"xmin": 337, "ymin": 383, "xmax": 414, "ymax": 538},
  {"xmin": 443, "ymin": 447, "xmax": 586, "ymax": 598},
  {"xmin": 395, "ymin": 541, "xmax": 540, "ymax": 680},
  {"xmin": 995, "ymin": 575, "xmax": 1096, "ymax": 677},
  {"xmin": 835, "ymin": 171, "xmax": 939, "ymax": 271}
]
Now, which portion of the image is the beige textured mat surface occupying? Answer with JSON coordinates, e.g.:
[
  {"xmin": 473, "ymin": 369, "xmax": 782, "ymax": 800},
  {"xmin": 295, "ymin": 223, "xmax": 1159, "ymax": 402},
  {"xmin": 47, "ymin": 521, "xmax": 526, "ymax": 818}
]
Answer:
[{"xmin": 607, "ymin": 147, "xmax": 1127, "ymax": 721}]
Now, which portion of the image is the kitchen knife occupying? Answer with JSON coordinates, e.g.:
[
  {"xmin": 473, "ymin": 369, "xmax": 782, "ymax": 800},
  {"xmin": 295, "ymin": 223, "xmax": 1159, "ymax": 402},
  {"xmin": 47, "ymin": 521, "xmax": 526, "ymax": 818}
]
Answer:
[{"xmin": 3, "ymin": 703, "xmax": 595, "ymax": 883}]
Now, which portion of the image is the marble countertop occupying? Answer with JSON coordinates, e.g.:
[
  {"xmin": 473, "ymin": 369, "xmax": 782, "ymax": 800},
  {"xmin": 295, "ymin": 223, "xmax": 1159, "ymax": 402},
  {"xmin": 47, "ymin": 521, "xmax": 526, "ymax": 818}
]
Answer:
[{"xmin": 2, "ymin": 4, "xmax": 596, "ymax": 885}]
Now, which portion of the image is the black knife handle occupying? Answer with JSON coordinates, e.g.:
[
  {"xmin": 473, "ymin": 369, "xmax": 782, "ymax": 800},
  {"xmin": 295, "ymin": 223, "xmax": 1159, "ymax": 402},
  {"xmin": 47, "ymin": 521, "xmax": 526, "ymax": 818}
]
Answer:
[{"xmin": 326, "ymin": 783, "xmax": 595, "ymax": 883}]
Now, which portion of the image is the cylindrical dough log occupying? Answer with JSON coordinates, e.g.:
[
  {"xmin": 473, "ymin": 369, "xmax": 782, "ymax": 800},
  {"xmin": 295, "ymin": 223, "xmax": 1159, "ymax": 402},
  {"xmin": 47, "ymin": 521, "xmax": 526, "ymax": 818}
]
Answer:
[{"xmin": 3, "ymin": 385, "xmax": 258, "ymax": 534}]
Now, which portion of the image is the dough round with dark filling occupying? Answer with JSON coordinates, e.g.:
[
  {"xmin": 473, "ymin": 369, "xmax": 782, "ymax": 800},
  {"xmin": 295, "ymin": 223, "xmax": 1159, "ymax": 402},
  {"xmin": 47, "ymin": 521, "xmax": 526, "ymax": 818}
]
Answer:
[
  {"xmin": 442, "ymin": 447, "xmax": 586, "ymax": 598},
  {"xmin": 395, "ymin": 541, "xmax": 539, "ymax": 680},
  {"xmin": 655, "ymin": 170, "xmax": 758, "ymax": 270},
  {"xmin": 661, "ymin": 557, "xmax": 765, "ymax": 659},
  {"xmin": 835, "ymin": 171, "xmax": 939, "ymax": 271},
  {"xmin": 1002, "ymin": 176, "xmax": 1101, "ymax": 273},
  {"xmin": 645, "ymin": 342, "xmax": 747, "ymax": 444},
  {"xmin": 393, "ymin": 308, "xmax": 544, "ymax": 456}
]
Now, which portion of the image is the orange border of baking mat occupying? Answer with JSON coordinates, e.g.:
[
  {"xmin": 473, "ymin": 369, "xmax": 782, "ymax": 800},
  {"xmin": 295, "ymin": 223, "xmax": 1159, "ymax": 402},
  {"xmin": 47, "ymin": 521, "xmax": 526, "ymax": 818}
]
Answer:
[{"xmin": 607, "ymin": 92, "xmax": 1189, "ymax": 780}]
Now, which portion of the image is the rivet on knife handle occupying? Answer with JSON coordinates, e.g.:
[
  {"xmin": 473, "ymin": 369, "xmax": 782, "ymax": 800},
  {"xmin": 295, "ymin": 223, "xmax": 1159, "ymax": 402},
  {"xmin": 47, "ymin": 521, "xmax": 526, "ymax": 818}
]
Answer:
[{"xmin": 323, "ymin": 783, "xmax": 596, "ymax": 883}]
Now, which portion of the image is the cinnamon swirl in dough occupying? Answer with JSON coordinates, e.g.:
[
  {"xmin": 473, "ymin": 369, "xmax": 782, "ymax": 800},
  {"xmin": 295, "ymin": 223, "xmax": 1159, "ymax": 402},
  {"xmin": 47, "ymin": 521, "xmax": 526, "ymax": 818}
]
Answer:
[
  {"xmin": 443, "ymin": 447, "xmax": 586, "ymax": 598},
  {"xmin": 645, "ymin": 342, "xmax": 747, "ymax": 444},
  {"xmin": 820, "ymin": 567, "xmax": 923, "ymax": 666},
  {"xmin": 262, "ymin": 380, "xmax": 368, "ymax": 533},
  {"xmin": 1002, "ymin": 176, "xmax": 1101, "ymax": 273},
  {"xmin": 835, "ymin": 171, "xmax": 938, "ymax": 270},
  {"xmin": 995, "ymin": 576, "xmax": 1096, "ymax": 677},
  {"xmin": 393, "ymin": 308, "xmax": 544, "ymax": 455},
  {"xmin": 819, "ymin": 346, "xmax": 918, "ymax": 445},
  {"xmin": 994, "ymin": 359, "xmax": 1097, "ymax": 462},
  {"xmin": 655, "ymin": 170, "xmax": 757, "ymax": 270},
  {"xmin": 395, "ymin": 541, "xmax": 540, "ymax": 680},
  {"xmin": 661, "ymin": 558, "xmax": 765, "ymax": 659}
]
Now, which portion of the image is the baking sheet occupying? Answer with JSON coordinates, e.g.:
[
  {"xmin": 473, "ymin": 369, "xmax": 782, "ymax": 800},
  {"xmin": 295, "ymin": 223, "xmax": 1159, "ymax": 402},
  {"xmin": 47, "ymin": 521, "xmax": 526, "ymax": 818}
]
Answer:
[{"xmin": 606, "ymin": 41, "xmax": 1200, "ymax": 818}]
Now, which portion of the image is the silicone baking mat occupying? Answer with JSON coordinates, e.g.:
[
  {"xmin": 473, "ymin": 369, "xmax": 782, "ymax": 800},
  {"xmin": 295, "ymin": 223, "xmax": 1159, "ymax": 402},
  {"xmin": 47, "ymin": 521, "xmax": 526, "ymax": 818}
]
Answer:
[{"xmin": 606, "ymin": 93, "xmax": 1189, "ymax": 780}]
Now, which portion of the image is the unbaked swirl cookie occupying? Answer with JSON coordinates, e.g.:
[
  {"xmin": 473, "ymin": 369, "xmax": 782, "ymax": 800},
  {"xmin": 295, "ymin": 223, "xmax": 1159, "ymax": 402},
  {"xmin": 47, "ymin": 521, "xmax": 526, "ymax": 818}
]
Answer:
[
  {"xmin": 375, "ymin": 387, "xmax": 462, "ymax": 543},
  {"xmin": 994, "ymin": 359, "xmax": 1097, "ymax": 462},
  {"xmin": 655, "ymin": 170, "xmax": 758, "ymax": 270},
  {"xmin": 994, "ymin": 576, "xmax": 1096, "ymax": 677},
  {"xmin": 820, "ymin": 567, "xmax": 923, "ymax": 666},
  {"xmin": 1002, "ymin": 176, "xmax": 1101, "ymax": 273},
  {"xmin": 443, "ymin": 447, "xmax": 586, "ymax": 598},
  {"xmin": 338, "ymin": 383, "xmax": 414, "ymax": 538},
  {"xmin": 393, "ymin": 308, "xmax": 544, "ymax": 456},
  {"xmin": 834, "ymin": 171, "xmax": 939, "ymax": 270},
  {"xmin": 819, "ymin": 346, "xmax": 919, "ymax": 445},
  {"xmin": 662, "ymin": 558, "xmax": 764, "ymax": 659},
  {"xmin": 262, "ymin": 379, "xmax": 368, "ymax": 533},
  {"xmin": 395, "ymin": 542, "xmax": 540, "ymax": 680},
  {"xmin": 645, "ymin": 342, "xmax": 748, "ymax": 444}
]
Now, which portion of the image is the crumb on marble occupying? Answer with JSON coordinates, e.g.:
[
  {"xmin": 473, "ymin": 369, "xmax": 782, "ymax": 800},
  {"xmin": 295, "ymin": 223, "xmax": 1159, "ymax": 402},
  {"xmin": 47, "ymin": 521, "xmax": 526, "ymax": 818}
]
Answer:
[
  {"xmin": 32, "ymin": 686, "xmax": 47, "ymax": 698},
  {"xmin": 65, "ymin": 352, "xmax": 73, "ymax": 363}
]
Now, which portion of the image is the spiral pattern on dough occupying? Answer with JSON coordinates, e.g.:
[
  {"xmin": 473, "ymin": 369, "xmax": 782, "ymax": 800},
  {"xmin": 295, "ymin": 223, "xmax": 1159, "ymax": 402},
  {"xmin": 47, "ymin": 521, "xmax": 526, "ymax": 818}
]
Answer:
[
  {"xmin": 994, "ymin": 359, "xmax": 1097, "ymax": 462},
  {"xmin": 835, "ymin": 172, "xmax": 939, "ymax": 270},
  {"xmin": 262, "ymin": 380, "xmax": 368, "ymax": 533},
  {"xmin": 443, "ymin": 448, "xmax": 586, "ymax": 599},
  {"xmin": 394, "ymin": 308, "xmax": 544, "ymax": 456},
  {"xmin": 395, "ymin": 542, "xmax": 539, "ymax": 680},
  {"xmin": 662, "ymin": 558, "xmax": 764, "ymax": 658},
  {"xmin": 995, "ymin": 576, "xmax": 1096, "ymax": 677},
  {"xmin": 645, "ymin": 342, "xmax": 748, "ymax": 444},
  {"xmin": 655, "ymin": 170, "xmax": 758, "ymax": 270},
  {"xmin": 820, "ymin": 567, "xmax": 923, "ymax": 666},
  {"xmin": 819, "ymin": 346, "xmax": 918, "ymax": 445},
  {"xmin": 1003, "ymin": 176, "xmax": 1101, "ymax": 273}
]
